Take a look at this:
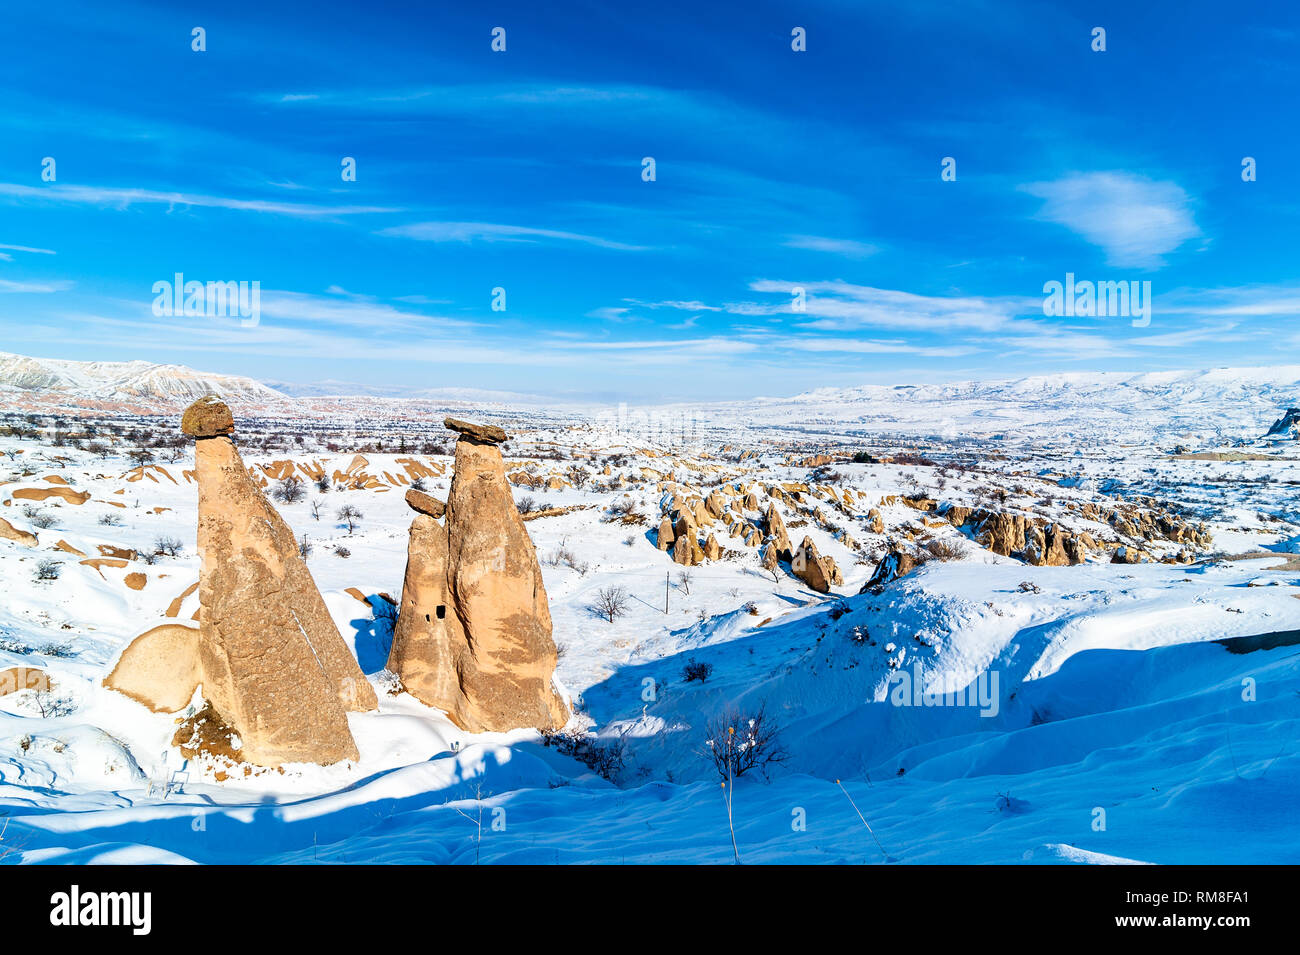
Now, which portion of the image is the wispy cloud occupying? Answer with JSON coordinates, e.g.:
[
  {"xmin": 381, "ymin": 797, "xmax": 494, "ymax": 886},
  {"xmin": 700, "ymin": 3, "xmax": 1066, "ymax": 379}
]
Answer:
[
  {"xmin": 0, "ymin": 278, "xmax": 70, "ymax": 293},
  {"xmin": 1021, "ymin": 172, "xmax": 1200, "ymax": 269},
  {"xmin": 783, "ymin": 235, "xmax": 879, "ymax": 259},
  {"xmin": 378, "ymin": 221, "xmax": 647, "ymax": 251},
  {"xmin": 0, "ymin": 183, "xmax": 397, "ymax": 218},
  {"xmin": 257, "ymin": 289, "xmax": 475, "ymax": 330},
  {"xmin": 746, "ymin": 279, "xmax": 1027, "ymax": 332},
  {"xmin": 0, "ymin": 243, "xmax": 56, "ymax": 255}
]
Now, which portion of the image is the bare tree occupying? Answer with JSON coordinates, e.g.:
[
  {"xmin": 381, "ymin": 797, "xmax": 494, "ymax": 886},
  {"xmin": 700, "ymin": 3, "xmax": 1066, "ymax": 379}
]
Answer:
[
  {"xmin": 676, "ymin": 570, "xmax": 694, "ymax": 595},
  {"xmin": 336, "ymin": 504, "xmax": 363, "ymax": 535},
  {"xmin": 591, "ymin": 585, "xmax": 630, "ymax": 623},
  {"xmin": 310, "ymin": 499, "xmax": 324, "ymax": 521}
]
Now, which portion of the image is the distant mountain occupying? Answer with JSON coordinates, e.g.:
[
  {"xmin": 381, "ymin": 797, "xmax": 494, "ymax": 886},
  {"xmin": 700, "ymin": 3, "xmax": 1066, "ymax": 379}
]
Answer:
[
  {"xmin": 670, "ymin": 366, "xmax": 1300, "ymax": 445},
  {"xmin": 0, "ymin": 351, "xmax": 286, "ymax": 405}
]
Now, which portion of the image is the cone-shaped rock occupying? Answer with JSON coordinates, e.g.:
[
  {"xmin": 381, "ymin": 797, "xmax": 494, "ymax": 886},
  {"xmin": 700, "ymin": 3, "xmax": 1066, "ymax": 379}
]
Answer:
[
  {"xmin": 388, "ymin": 419, "xmax": 567, "ymax": 732},
  {"xmin": 107, "ymin": 396, "xmax": 376, "ymax": 767}
]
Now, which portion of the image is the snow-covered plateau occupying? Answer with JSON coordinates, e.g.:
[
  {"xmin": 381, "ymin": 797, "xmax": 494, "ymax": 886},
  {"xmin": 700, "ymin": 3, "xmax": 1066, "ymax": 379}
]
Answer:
[{"xmin": 1, "ymin": 356, "xmax": 1298, "ymax": 864}]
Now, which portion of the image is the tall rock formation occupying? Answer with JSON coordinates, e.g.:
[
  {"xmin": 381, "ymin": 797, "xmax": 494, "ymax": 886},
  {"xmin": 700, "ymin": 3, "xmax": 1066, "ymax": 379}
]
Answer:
[
  {"xmin": 387, "ymin": 418, "xmax": 567, "ymax": 732},
  {"xmin": 105, "ymin": 395, "xmax": 375, "ymax": 767}
]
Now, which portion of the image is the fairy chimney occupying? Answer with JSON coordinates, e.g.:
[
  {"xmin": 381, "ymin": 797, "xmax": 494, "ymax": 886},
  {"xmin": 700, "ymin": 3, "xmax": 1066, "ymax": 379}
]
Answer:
[
  {"xmin": 104, "ymin": 396, "xmax": 376, "ymax": 767},
  {"xmin": 387, "ymin": 418, "xmax": 567, "ymax": 732}
]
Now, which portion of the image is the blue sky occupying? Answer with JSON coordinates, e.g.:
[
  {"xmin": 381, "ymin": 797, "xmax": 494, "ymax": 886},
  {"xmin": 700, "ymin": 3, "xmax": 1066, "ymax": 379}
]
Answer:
[{"xmin": 1, "ymin": 0, "xmax": 1298, "ymax": 401}]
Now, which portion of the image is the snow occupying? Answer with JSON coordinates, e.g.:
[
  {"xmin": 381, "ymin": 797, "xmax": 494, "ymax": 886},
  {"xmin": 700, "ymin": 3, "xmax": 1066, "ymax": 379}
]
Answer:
[{"xmin": 1, "ymin": 365, "xmax": 1299, "ymax": 864}]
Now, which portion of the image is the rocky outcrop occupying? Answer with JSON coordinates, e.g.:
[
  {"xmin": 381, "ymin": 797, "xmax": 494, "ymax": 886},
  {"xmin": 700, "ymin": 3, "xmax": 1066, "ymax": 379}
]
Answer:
[
  {"xmin": 103, "ymin": 396, "xmax": 376, "ymax": 768},
  {"xmin": 388, "ymin": 419, "xmax": 567, "ymax": 733},
  {"xmin": 860, "ymin": 546, "xmax": 919, "ymax": 590},
  {"xmin": 656, "ymin": 515, "xmax": 675, "ymax": 551},
  {"xmin": 405, "ymin": 488, "xmax": 446, "ymax": 518},
  {"xmin": 791, "ymin": 536, "xmax": 842, "ymax": 593},
  {"xmin": 444, "ymin": 417, "xmax": 508, "ymax": 444},
  {"xmin": 764, "ymin": 503, "xmax": 793, "ymax": 562},
  {"xmin": 1265, "ymin": 407, "xmax": 1300, "ymax": 439}
]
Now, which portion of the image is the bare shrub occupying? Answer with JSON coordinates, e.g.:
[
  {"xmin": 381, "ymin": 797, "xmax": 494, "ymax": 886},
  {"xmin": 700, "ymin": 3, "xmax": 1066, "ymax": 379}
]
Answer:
[
  {"xmin": 153, "ymin": 535, "xmax": 183, "ymax": 558},
  {"xmin": 541, "ymin": 730, "xmax": 626, "ymax": 782},
  {"xmin": 682, "ymin": 658, "xmax": 713, "ymax": 682},
  {"xmin": 271, "ymin": 476, "xmax": 306, "ymax": 504},
  {"xmin": 34, "ymin": 560, "xmax": 61, "ymax": 582},
  {"xmin": 924, "ymin": 538, "xmax": 962, "ymax": 561},
  {"xmin": 703, "ymin": 705, "xmax": 788, "ymax": 781}
]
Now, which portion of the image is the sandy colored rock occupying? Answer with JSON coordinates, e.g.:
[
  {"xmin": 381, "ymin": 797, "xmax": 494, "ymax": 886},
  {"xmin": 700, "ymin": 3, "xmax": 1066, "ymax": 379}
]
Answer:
[
  {"xmin": 104, "ymin": 398, "xmax": 376, "ymax": 768},
  {"xmin": 764, "ymin": 503, "xmax": 793, "ymax": 562},
  {"xmin": 791, "ymin": 536, "xmax": 841, "ymax": 593},
  {"xmin": 103, "ymin": 623, "xmax": 200, "ymax": 712},
  {"xmin": 12, "ymin": 486, "xmax": 90, "ymax": 506},
  {"xmin": 656, "ymin": 515, "xmax": 676, "ymax": 551},
  {"xmin": 977, "ymin": 511, "xmax": 1027, "ymax": 557},
  {"xmin": 388, "ymin": 430, "xmax": 566, "ymax": 733},
  {"xmin": 702, "ymin": 533, "xmax": 722, "ymax": 561},
  {"xmin": 180, "ymin": 394, "xmax": 235, "ymax": 438},
  {"xmin": 0, "ymin": 517, "xmax": 37, "ymax": 547},
  {"xmin": 192, "ymin": 412, "xmax": 376, "ymax": 765},
  {"xmin": 444, "ymin": 417, "xmax": 508, "ymax": 444},
  {"xmin": 405, "ymin": 487, "xmax": 446, "ymax": 518}
]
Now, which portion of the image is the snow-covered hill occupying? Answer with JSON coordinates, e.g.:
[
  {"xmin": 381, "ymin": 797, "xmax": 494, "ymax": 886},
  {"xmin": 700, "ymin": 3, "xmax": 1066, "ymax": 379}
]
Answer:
[
  {"xmin": 0, "ymin": 352, "xmax": 286, "ymax": 405},
  {"xmin": 667, "ymin": 366, "xmax": 1300, "ymax": 445}
]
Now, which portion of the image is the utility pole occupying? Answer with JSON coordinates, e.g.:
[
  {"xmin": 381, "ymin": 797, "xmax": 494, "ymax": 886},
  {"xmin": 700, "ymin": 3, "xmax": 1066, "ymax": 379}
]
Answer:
[{"xmin": 665, "ymin": 570, "xmax": 670, "ymax": 614}]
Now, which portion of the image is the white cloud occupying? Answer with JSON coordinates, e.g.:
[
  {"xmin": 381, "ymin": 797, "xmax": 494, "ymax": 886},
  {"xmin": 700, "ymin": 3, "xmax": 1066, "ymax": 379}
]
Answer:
[
  {"xmin": 379, "ymin": 221, "xmax": 646, "ymax": 251},
  {"xmin": 0, "ymin": 278, "xmax": 70, "ymax": 293},
  {"xmin": 783, "ymin": 235, "xmax": 879, "ymax": 258},
  {"xmin": 0, "ymin": 243, "xmax": 56, "ymax": 255},
  {"xmin": 1022, "ymin": 172, "xmax": 1199, "ymax": 269},
  {"xmin": 0, "ymin": 183, "xmax": 396, "ymax": 218},
  {"xmin": 746, "ymin": 279, "xmax": 1026, "ymax": 332}
]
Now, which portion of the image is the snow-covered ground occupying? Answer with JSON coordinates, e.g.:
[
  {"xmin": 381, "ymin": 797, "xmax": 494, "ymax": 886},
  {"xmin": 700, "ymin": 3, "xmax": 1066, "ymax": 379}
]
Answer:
[{"xmin": 1, "ymin": 380, "xmax": 1298, "ymax": 864}]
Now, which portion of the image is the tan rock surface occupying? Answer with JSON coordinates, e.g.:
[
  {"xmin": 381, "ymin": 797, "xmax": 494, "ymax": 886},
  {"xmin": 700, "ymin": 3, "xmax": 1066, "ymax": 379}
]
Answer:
[
  {"xmin": 0, "ymin": 517, "xmax": 37, "ymax": 546},
  {"xmin": 104, "ymin": 623, "xmax": 200, "ymax": 712},
  {"xmin": 104, "ymin": 398, "xmax": 376, "ymax": 768},
  {"xmin": 387, "ymin": 421, "xmax": 566, "ymax": 732}
]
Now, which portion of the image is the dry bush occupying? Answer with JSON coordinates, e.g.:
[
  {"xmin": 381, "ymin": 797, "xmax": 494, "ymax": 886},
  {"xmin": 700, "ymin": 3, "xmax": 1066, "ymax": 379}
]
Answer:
[{"xmin": 703, "ymin": 705, "xmax": 788, "ymax": 781}]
